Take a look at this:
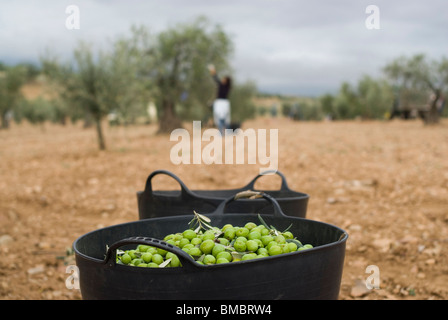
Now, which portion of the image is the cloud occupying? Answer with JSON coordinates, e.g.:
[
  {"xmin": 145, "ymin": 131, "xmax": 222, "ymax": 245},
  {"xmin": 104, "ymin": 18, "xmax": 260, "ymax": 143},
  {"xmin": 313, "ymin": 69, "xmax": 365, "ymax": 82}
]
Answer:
[{"xmin": 1, "ymin": 1, "xmax": 447, "ymax": 96}]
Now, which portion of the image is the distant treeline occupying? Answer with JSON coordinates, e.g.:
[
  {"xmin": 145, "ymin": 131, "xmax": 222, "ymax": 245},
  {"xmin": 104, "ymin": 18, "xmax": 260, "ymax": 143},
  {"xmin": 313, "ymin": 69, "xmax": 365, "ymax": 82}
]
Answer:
[
  {"xmin": 277, "ymin": 54, "xmax": 448, "ymax": 123},
  {"xmin": 1, "ymin": 16, "xmax": 447, "ymax": 152},
  {"xmin": 1, "ymin": 53, "xmax": 447, "ymax": 133},
  {"xmin": 275, "ymin": 75, "xmax": 395, "ymax": 121}
]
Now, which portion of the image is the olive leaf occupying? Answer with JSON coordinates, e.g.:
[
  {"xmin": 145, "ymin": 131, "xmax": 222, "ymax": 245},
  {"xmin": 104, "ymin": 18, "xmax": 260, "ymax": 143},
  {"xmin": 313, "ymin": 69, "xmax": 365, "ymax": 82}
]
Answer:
[
  {"xmin": 66, "ymin": 247, "xmax": 74, "ymax": 256},
  {"xmin": 195, "ymin": 212, "xmax": 211, "ymax": 223},
  {"xmin": 235, "ymin": 190, "xmax": 263, "ymax": 200},
  {"xmin": 282, "ymin": 224, "xmax": 293, "ymax": 233},
  {"xmin": 189, "ymin": 210, "xmax": 214, "ymax": 232},
  {"xmin": 257, "ymin": 214, "xmax": 280, "ymax": 235},
  {"xmin": 286, "ymin": 238, "xmax": 303, "ymax": 248},
  {"xmin": 158, "ymin": 257, "xmax": 172, "ymax": 268},
  {"xmin": 257, "ymin": 214, "xmax": 270, "ymax": 230},
  {"xmin": 258, "ymin": 214, "xmax": 293, "ymax": 237},
  {"xmin": 231, "ymin": 251, "xmax": 243, "ymax": 261}
]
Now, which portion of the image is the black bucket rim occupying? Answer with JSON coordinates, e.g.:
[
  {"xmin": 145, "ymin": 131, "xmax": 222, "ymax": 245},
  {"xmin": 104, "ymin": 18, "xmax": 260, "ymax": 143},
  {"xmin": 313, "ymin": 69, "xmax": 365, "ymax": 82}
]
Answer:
[
  {"xmin": 73, "ymin": 212, "xmax": 348, "ymax": 269},
  {"xmin": 74, "ymin": 192, "xmax": 347, "ymax": 270},
  {"xmin": 138, "ymin": 169, "xmax": 310, "ymax": 202}
]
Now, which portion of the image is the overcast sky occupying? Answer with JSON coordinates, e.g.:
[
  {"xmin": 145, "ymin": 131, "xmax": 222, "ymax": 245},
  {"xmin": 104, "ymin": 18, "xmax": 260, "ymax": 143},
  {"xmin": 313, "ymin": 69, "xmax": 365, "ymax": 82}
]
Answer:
[{"xmin": 1, "ymin": 0, "xmax": 447, "ymax": 96}]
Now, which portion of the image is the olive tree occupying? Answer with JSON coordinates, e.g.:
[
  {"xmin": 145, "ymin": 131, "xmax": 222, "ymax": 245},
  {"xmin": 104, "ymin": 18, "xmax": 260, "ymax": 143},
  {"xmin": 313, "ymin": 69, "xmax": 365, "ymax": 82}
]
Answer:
[
  {"xmin": 41, "ymin": 43, "xmax": 111, "ymax": 149},
  {"xmin": 101, "ymin": 26, "xmax": 153, "ymax": 125},
  {"xmin": 0, "ymin": 65, "xmax": 27, "ymax": 129},
  {"xmin": 147, "ymin": 17, "xmax": 233, "ymax": 133},
  {"xmin": 320, "ymin": 76, "xmax": 394, "ymax": 120},
  {"xmin": 41, "ymin": 36, "xmax": 151, "ymax": 149},
  {"xmin": 384, "ymin": 54, "xmax": 448, "ymax": 124},
  {"xmin": 356, "ymin": 75, "xmax": 394, "ymax": 119},
  {"xmin": 229, "ymin": 80, "xmax": 257, "ymax": 122}
]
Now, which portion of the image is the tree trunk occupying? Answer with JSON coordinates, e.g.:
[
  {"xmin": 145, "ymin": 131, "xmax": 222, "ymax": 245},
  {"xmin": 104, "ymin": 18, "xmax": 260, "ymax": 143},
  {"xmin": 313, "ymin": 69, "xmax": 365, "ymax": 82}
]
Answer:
[
  {"xmin": 424, "ymin": 92, "xmax": 440, "ymax": 125},
  {"xmin": 94, "ymin": 116, "xmax": 106, "ymax": 150},
  {"xmin": 1, "ymin": 111, "xmax": 10, "ymax": 129},
  {"xmin": 426, "ymin": 107, "xmax": 439, "ymax": 124},
  {"xmin": 157, "ymin": 98, "xmax": 182, "ymax": 134},
  {"xmin": 83, "ymin": 112, "xmax": 93, "ymax": 129}
]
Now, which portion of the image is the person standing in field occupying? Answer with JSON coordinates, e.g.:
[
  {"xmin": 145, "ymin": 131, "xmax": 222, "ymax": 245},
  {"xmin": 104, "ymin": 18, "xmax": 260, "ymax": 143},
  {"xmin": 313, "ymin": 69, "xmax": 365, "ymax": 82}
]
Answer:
[{"xmin": 209, "ymin": 64, "xmax": 232, "ymax": 135}]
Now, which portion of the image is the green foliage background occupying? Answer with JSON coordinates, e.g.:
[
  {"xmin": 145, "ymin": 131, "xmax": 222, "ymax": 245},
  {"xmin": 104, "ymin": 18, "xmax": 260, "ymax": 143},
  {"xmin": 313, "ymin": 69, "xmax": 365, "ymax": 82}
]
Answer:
[{"xmin": 1, "ymin": 16, "xmax": 447, "ymax": 145}]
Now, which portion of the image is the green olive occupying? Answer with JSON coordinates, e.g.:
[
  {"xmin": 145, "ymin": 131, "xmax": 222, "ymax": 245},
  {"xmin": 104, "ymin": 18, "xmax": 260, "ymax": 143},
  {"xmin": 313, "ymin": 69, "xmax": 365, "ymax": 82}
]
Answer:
[
  {"xmin": 141, "ymin": 252, "xmax": 153, "ymax": 263},
  {"xmin": 200, "ymin": 239, "xmax": 215, "ymax": 254},
  {"xmin": 224, "ymin": 228, "xmax": 236, "ymax": 240},
  {"xmin": 203, "ymin": 254, "xmax": 216, "ymax": 265},
  {"xmin": 178, "ymin": 238, "xmax": 190, "ymax": 248},
  {"xmin": 137, "ymin": 245, "xmax": 150, "ymax": 252},
  {"xmin": 235, "ymin": 227, "xmax": 249, "ymax": 238},
  {"xmin": 246, "ymin": 240, "xmax": 259, "ymax": 252},
  {"xmin": 241, "ymin": 253, "xmax": 257, "ymax": 260},
  {"xmin": 120, "ymin": 253, "xmax": 132, "ymax": 264},
  {"xmin": 244, "ymin": 222, "xmax": 257, "ymax": 230},
  {"xmin": 233, "ymin": 239, "xmax": 246, "ymax": 252},
  {"xmin": 212, "ymin": 243, "xmax": 225, "ymax": 257},
  {"xmin": 182, "ymin": 229, "xmax": 197, "ymax": 241},
  {"xmin": 151, "ymin": 254, "xmax": 164, "ymax": 265},
  {"xmin": 268, "ymin": 245, "xmax": 282, "ymax": 256},
  {"xmin": 188, "ymin": 247, "xmax": 202, "ymax": 257},
  {"xmin": 248, "ymin": 230, "xmax": 262, "ymax": 241},
  {"xmin": 216, "ymin": 251, "xmax": 232, "ymax": 262},
  {"xmin": 287, "ymin": 242, "xmax": 298, "ymax": 252},
  {"xmin": 216, "ymin": 257, "xmax": 230, "ymax": 264},
  {"xmin": 261, "ymin": 235, "xmax": 274, "ymax": 246}
]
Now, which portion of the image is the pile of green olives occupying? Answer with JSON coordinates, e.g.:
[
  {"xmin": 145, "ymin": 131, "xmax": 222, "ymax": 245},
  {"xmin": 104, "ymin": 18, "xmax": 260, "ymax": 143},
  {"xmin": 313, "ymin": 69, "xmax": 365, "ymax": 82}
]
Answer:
[{"xmin": 116, "ymin": 221, "xmax": 313, "ymax": 268}]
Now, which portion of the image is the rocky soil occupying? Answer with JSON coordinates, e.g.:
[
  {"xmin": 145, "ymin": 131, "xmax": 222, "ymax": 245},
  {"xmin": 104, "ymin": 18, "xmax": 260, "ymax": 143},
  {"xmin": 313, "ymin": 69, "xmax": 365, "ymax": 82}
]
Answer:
[{"xmin": 1, "ymin": 117, "xmax": 447, "ymax": 300}]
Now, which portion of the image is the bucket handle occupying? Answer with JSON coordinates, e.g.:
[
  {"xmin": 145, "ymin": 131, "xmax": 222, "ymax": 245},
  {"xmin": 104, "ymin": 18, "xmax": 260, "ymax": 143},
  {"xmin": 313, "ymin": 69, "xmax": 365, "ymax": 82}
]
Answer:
[
  {"xmin": 142, "ymin": 170, "xmax": 195, "ymax": 199},
  {"xmin": 242, "ymin": 170, "xmax": 291, "ymax": 191},
  {"xmin": 210, "ymin": 191, "xmax": 287, "ymax": 218},
  {"xmin": 104, "ymin": 236, "xmax": 202, "ymax": 271}
]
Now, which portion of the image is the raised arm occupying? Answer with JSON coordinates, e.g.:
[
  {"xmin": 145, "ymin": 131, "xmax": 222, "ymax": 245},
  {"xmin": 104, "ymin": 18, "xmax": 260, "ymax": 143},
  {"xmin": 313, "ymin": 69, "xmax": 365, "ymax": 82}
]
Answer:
[{"xmin": 208, "ymin": 64, "xmax": 220, "ymax": 84}]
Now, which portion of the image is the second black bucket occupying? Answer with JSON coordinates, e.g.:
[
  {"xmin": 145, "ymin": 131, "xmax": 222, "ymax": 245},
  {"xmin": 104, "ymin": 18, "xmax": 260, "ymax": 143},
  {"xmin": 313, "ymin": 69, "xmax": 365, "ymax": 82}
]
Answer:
[{"xmin": 136, "ymin": 170, "xmax": 309, "ymax": 219}]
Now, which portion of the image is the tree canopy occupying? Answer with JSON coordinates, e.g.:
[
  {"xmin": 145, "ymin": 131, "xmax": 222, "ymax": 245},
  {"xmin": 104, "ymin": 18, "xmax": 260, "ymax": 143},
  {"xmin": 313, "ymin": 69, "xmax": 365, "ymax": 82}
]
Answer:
[
  {"xmin": 0, "ymin": 64, "xmax": 27, "ymax": 129},
  {"xmin": 384, "ymin": 53, "xmax": 448, "ymax": 123},
  {"xmin": 147, "ymin": 17, "xmax": 234, "ymax": 133}
]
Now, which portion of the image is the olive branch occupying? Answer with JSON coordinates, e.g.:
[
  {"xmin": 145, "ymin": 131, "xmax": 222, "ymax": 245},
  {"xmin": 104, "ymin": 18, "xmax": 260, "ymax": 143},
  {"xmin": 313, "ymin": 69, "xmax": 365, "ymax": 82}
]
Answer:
[
  {"xmin": 257, "ymin": 214, "xmax": 303, "ymax": 248},
  {"xmin": 188, "ymin": 210, "xmax": 222, "ymax": 237},
  {"xmin": 188, "ymin": 211, "xmax": 213, "ymax": 232}
]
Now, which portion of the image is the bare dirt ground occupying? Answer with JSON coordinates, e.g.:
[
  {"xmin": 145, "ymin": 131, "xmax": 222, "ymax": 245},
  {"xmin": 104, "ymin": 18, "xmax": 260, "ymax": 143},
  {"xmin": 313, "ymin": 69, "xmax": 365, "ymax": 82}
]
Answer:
[{"xmin": 1, "ymin": 117, "xmax": 447, "ymax": 300}]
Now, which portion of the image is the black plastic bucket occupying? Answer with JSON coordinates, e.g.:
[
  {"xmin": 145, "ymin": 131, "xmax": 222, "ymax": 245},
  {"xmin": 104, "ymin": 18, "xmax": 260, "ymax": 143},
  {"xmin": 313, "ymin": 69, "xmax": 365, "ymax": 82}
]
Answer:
[
  {"xmin": 74, "ymin": 193, "xmax": 347, "ymax": 300},
  {"xmin": 136, "ymin": 170, "xmax": 309, "ymax": 219}
]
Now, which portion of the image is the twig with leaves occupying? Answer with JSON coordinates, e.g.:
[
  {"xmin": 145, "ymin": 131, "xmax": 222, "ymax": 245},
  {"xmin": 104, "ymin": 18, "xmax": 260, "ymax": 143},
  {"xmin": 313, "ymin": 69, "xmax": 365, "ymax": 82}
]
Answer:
[
  {"xmin": 257, "ymin": 214, "xmax": 304, "ymax": 248},
  {"xmin": 189, "ymin": 211, "xmax": 219, "ymax": 234}
]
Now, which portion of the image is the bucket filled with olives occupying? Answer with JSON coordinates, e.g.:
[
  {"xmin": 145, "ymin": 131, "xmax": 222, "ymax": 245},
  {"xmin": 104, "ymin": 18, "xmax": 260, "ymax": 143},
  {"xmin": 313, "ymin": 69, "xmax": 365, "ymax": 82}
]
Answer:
[
  {"xmin": 73, "ymin": 192, "xmax": 347, "ymax": 300},
  {"xmin": 137, "ymin": 169, "xmax": 309, "ymax": 219}
]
